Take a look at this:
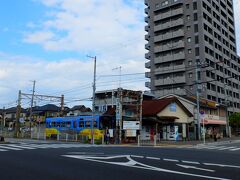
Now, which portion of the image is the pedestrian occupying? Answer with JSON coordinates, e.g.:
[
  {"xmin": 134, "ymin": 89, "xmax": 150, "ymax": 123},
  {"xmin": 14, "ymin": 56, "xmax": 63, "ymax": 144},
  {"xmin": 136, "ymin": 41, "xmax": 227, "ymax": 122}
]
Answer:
[
  {"xmin": 213, "ymin": 128, "xmax": 217, "ymax": 142},
  {"xmin": 106, "ymin": 130, "xmax": 110, "ymax": 144}
]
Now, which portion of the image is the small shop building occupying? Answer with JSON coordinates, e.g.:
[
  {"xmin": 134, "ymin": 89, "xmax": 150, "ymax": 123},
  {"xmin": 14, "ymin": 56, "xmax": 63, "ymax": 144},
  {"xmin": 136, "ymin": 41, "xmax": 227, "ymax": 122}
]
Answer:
[{"xmin": 142, "ymin": 97, "xmax": 194, "ymax": 141}]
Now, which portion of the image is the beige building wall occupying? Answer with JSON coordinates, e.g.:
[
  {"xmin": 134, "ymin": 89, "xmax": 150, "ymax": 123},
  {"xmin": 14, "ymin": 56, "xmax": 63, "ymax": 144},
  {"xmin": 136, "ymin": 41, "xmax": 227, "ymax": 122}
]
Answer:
[{"xmin": 157, "ymin": 103, "xmax": 193, "ymax": 124}]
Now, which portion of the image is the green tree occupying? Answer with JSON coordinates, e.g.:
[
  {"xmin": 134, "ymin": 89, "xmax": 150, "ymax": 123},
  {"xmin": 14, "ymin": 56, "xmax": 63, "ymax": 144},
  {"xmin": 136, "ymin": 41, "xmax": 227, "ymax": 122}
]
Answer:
[{"xmin": 229, "ymin": 112, "xmax": 240, "ymax": 131}]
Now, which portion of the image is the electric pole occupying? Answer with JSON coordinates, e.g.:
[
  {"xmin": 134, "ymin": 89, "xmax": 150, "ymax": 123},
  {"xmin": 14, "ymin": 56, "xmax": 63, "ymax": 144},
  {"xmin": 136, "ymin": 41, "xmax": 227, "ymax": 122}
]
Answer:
[
  {"xmin": 87, "ymin": 55, "xmax": 96, "ymax": 145},
  {"xmin": 29, "ymin": 80, "xmax": 36, "ymax": 132},
  {"xmin": 15, "ymin": 90, "xmax": 21, "ymax": 137},
  {"xmin": 195, "ymin": 62, "xmax": 201, "ymax": 140}
]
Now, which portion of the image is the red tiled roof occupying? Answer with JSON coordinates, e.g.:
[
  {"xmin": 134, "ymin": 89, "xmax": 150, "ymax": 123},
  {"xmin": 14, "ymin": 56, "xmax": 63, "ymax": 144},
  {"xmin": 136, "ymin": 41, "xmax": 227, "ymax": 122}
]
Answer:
[
  {"xmin": 143, "ymin": 98, "xmax": 174, "ymax": 116},
  {"xmin": 142, "ymin": 97, "xmax": 193, "ymax": 117}
]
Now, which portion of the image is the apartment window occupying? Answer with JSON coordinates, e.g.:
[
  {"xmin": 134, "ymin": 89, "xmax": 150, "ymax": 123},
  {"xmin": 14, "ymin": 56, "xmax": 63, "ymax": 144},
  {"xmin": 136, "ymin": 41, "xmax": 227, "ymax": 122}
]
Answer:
[
  {"xmin": 195, "ymin": 36, "xmax": 199, "ymax": 44},
  {"xmin": 189, "ymin": 72, "xmax": 193, "ymax": 78},
  {"xmin": 162, "ymin": 0, "xmax": 169, "ymax": 6},
  {"xmin": 187, "ymin": 37, "xmax": 191, "ymax": 42},
  {"xmin": 195, "ymin": 47, "xmax": 199, "ymax": 56},
  {"xmin": 188, "ymin": 60, "xmax": 192, "ymax": 66},
  {"xmin": 194, "ymin": 24, "xmax": 198, "ymax": 33},
  {"xmin": 187, "ymin": 26, "xmax": 190, "ymax": 31},
  {"xmin": 187, "ymin": 15, "xmax": 190, "ymax": 20},
  {"xmin": 188, "ymin": 49, "xmax": 192, "ymax": 54},
  {"xmin": 194, "ymin": 13, "xmax": 198, "ymax": 21},
  {"xmin": 155, "ymin": 3, "xmax": 160, "ymax": 8},
  {"xmin": 193, "ymin": 2, "xmax": 197, "ymax": 10},
  {"xmin": 186, "ymin": 4, "xmax": 190, "ymax": 9}
]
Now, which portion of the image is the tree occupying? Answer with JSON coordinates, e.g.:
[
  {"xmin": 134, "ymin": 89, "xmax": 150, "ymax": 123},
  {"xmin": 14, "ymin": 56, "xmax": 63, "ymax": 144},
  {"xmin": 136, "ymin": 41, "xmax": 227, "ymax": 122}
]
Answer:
[{"xmin": 229, "ymin": 112, "xmax": 240, "ymax": 133}]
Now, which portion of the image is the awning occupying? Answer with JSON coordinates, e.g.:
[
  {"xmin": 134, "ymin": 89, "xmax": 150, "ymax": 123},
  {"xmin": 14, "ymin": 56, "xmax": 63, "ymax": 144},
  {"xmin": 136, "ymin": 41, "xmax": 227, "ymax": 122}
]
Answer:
[{"xmin": 201, "ymin": 119, "xmax": 226, "ymax": 125}]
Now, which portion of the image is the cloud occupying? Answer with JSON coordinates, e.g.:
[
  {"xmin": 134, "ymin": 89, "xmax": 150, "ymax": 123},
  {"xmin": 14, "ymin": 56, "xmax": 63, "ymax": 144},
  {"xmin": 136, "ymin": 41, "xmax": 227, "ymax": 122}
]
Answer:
[
  {"xmin": 0, "ymin": 52, "xmax": 146, "ymax": 107},
  {"xmin": 24, "ymin": 0, "xmax": 145, "ymax": 58}
]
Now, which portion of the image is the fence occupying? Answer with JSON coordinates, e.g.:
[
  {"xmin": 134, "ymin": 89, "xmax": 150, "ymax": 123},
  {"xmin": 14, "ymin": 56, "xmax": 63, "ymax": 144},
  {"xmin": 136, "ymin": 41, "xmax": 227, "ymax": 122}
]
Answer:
[
  {"xmin": 0, "ymin": 128, "xmax": 104, "ymax": 144},
  {"xmin": 138, "ymin": 135, "xmax": 161, "ymax": 146}
]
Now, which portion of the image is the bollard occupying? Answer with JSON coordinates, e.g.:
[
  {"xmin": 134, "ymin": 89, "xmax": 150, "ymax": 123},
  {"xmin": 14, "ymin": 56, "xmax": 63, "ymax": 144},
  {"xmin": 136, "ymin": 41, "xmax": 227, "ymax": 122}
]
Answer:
[
  {"xmin": 66, "ymin": 133, "xmax": 68, "ymax": 142},
  {"xmin": 57, "ymin": 133, "xmax": 60, "ymax": 141},
  {"xmin": 154, "ymin": 135, "xmax": 157, "ymax": 147},
  {"xmin": 75, "ymin": 134, "xmax": 78, "ymax": 142},
  {"xmin": 102, "ymin": 134, "xmax": 104, "ymax": 145},
  {"xmin": 137, "ymin": 135, "xmax": 140, "ymax": 147}
]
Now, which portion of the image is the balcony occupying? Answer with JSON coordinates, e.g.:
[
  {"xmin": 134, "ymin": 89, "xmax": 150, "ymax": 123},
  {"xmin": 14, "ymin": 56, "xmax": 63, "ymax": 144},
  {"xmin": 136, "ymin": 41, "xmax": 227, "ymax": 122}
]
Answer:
[
  {"xmin": 155, "ymin": 76, "xmax": 186, "ymax": 86},
  {"xmin": 145, "ymin": 16, "xmax": 149, "ymax": 23},
  {"xmin": 145, "ymin": 7, "xmax": 149, "ymax": 15},
  {"xmin": 145, "ymin": 43, "xmax": 150, "ymax": 50},
  {"xmin": 144, "ymin": 0, "xmax": 149, "ymax": 6},
  {"xmin": 154, "ymin": 41, "xmax": 184, "ymax": 53},
  {"xmin": 145, "ymin": 52, "xmax": 151, "ymax": 59},
  {"xmin": 155, "ymin": 64, "xmax": 186, "ymax": 75},
  {"xmin": 154, "ymin": 19, "xmax": 184, "ymax": 32},
  {"xmin": 145, "ymin": 34, "xmax": 150, "ymax": 40},
  {"xmin": 154, "ymin": 8, "xmax": 183, "ymax": 21},
  {"xmin": 154, "ymin": 29, "xmax": 184, "ymax": 42},
  {"xmin": 145, "ymin": 61, "xmax": 151, "ymax": 68},
  {"xmin": 145, "ymin": 81, "xmax": 151, "ymax": 88},
  {"xmin": 145, "ymin": 72, "xmax": 151, "ymax": 78},
  {"xmin": 155, "ymin": 52, "xmax": 185, "ymax": 64},
  {"xmin": 145, "ymin": 25, "xmax": 150, "ymax": 32}
]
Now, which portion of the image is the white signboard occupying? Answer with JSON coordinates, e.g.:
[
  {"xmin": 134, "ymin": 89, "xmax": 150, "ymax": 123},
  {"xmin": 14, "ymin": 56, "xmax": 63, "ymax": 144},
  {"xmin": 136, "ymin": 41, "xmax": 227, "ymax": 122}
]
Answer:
[
  {"xmin": 125, "ymin": 129, "xmax": 136, "ymax": 137},
  {"xmin": 123, "ymin": 121, "xmax": 140, "ymax": 130}
]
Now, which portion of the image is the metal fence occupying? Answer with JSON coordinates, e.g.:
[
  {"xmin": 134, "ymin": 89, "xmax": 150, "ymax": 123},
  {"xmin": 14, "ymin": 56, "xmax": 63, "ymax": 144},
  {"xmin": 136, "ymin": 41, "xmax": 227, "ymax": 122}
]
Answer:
[
  {"xmin": 0, "ymin": 128, "xmax": 104, "ymax": 144},
  {"xmin": 138, "ymin": 135, "xmax": 161, "ymax": 146}
]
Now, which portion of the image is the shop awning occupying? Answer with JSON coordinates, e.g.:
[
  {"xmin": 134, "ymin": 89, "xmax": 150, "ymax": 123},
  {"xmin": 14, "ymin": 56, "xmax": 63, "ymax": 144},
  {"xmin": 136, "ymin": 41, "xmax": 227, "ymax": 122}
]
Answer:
[
  {"xmin": 201, "ymin": 119, "xmax": 226, "ymax": 125},
  {"xmin": 158, "ymin": 116, "xmax": 179, "ymax": 120}
]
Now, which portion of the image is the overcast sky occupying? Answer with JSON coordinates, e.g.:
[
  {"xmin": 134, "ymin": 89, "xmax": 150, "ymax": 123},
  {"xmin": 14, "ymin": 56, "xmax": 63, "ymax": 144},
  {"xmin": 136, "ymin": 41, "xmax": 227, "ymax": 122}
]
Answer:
[{"xmin": 0, "ymin": 0, "xmax": 239, "ymax": 108}]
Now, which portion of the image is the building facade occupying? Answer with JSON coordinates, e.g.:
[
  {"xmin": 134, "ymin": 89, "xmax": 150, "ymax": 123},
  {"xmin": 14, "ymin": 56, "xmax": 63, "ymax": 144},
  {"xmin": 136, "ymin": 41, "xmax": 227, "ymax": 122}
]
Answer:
[{"xmin": 145, "ymin": 0, "xmax": 240, "ymax": 113}]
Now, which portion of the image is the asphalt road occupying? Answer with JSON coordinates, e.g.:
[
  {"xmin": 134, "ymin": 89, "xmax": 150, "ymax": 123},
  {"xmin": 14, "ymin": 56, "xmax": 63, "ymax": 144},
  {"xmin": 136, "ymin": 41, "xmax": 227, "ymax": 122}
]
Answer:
[{"xmin": 0, "ymin": 142, "xmax": 239, "ymax": 180}]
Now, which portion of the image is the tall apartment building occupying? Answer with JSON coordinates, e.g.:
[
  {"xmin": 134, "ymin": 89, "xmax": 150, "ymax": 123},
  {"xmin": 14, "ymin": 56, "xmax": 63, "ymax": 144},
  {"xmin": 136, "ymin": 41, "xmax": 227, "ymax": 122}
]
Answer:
[{"xmin": 145, "ymin": 0, "xmax": 240, "ymax": 113}]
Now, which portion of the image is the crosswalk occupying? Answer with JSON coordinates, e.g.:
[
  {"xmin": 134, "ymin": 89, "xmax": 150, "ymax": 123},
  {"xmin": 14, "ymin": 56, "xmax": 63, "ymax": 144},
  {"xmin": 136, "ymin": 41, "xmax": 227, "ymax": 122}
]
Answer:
[
  {"xmin": 178, "ymin": 144, "xmax": 240, "ymax": 152},
  {"xmin": 0, "ymin": 143, "xmax": 92, "ymax": 152}
]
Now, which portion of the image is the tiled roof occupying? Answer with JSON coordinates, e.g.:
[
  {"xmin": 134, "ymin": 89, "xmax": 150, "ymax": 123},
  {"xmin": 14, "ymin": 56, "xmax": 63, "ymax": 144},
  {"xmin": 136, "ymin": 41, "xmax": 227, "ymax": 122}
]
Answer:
[{"xmin": 143, "ymin": 97, "xmax": 193, "ymax": 117}]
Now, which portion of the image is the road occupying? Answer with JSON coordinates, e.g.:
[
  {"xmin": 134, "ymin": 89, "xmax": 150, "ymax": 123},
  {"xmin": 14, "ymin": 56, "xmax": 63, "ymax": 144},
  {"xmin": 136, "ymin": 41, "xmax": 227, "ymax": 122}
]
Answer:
[{"xmin": 0, "ymin": 141, "xmax": 239, "ymax": 180}]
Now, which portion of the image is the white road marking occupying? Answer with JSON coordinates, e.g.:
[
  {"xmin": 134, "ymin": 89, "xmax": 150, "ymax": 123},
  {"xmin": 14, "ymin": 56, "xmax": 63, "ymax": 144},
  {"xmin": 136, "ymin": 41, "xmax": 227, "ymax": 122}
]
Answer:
[
  {"xmin": 5, "ymin": 144, "xmax": 36, "ymax": 150},
  {"xmin": 0, "ymin": 145, "xmax": 22, "ymax": 150},
  {"xmin": 229, "ymin": 147, "xmax": 240, "ymax": 151},
  {"xmin": 203, "ymin": 163, "xmax": 240, "ymax": 169},
  {"xmin": 0, "ymin": 148, "xmax": 8, "ymax": 152},
  {"xmin": 63, "ymin": 155, "xmax": 230, "ymax": 180},
  {"xmin": 131, "ymin": 155, "xmax": 144, "ymax": 158},
  {"xmin": 181, "ymin": 160, "xmax": 200, "ymax": 165},
  {"xmin": 146, "ymin": 157, "xmax": 161, "ymax": 160},
  {"xmin": 217, "ymin": 147, "xmax": 237, "ymax": 150},
  {"xmin": 163, "ymin": 158, "xmax": 179, "ymax": 162},
  {"xmin": 176, "ymin": 164, "xmax": 215, "ymax": 172}
]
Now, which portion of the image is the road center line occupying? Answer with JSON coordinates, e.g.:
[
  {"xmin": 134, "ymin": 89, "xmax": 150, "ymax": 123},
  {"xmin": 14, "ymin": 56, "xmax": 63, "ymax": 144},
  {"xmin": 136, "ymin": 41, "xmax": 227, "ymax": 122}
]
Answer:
[
  {"xmin": 181, "ymin": 160, "xmax": 200, "ymax": 165},
  {"xmin": 131, "ymin": 155, "xmax": 144, "ymax": 158},
  {"xmin": 146, "ymin": 157, "xmax": 161, "ymax": 160},
  {"xmin": 163, "ymin": 158, "xmax": 179, "ymax": 162}
]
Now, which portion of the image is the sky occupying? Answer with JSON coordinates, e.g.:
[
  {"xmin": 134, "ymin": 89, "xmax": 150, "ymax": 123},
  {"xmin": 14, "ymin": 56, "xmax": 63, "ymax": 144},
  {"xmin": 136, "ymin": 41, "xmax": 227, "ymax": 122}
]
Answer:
[{"xmin": 0, "ymin": 0, "xmax": 239, "ymax": 108}]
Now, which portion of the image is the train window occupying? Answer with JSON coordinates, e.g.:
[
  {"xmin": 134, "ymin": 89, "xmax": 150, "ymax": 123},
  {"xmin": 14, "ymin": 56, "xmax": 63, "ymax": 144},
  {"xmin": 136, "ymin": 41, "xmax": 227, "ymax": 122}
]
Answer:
[
  {"xmin": 61, "ymin": 122, "xmax": 66, "ymax": 127},
  {"xmin": 56, "ymin": 122, "xmax": 60, "ymax": 127},
  {"xmin": 85, "ymin": 121, "xmax": 91, "ymax": 128},
  {"xmin": 66, "ymin": 121, "xmax": 71, "ymax": 128},
  {"xmin": 52, "ymin": 122, "xmax": 56, "ymax": 127},
  {"xmin": 79, "ymin": 121, "xmax": 84, "ymax": 128}
]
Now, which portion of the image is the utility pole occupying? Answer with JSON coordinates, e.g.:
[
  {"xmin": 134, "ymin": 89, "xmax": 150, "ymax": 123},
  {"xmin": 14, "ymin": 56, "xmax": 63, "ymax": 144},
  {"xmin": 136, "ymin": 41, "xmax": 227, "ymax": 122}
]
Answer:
[
  {"xmin": 60, "ymin": 95, "xmax": 64, "ymax": 116},
  {"xmin": 1, "ymin": 106, "xmax": 5, "ymax": 134},
  {"xmin": 15, "ymin": 90, "xmax": 21, "ymax": 138},
  {"xmin": 87, "ymin": 55, "xmax": 96, "ymax": 145},
  {"xmin": 195, "ymin": 62, "xmax": 201, "ymax": 141},
  {"xmin": 29, "ymin": 80, "xmax": 36, "ymax": 132}
]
